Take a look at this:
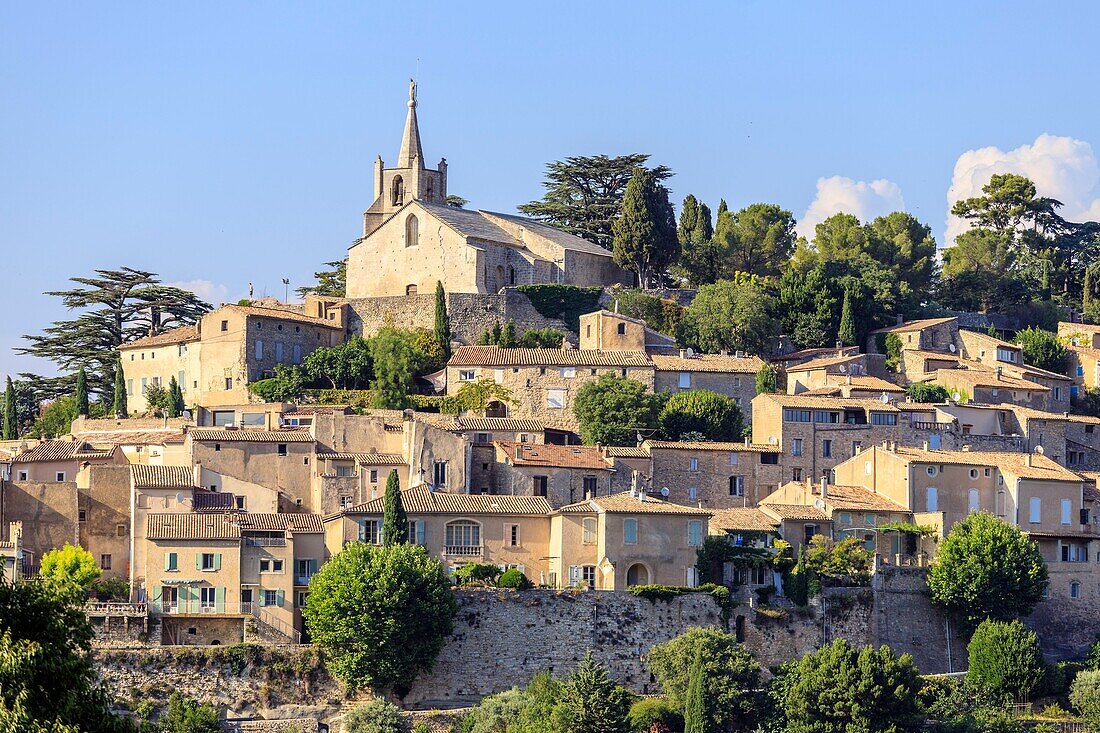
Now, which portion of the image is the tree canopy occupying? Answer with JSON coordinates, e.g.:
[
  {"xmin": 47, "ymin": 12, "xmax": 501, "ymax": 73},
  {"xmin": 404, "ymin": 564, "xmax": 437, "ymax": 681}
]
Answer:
[
  {"xmin": 1013, "ymin": 326, "xmax": 1069, "ymax": 372},
  {"xmin": 302, "ymin": 543, "xmax": 457, "ymax": 696},
  {"xmin": 39, "ymin": 544, "xmax": 101, "ymax": 594},
  {"xmin": 573, "ymin": 375, "xmax": 662, "ymax": 446},
  {"xmin": 611, "ymin": 167, "xmax": 679, "ymax": 287},
  {"xmin": 296, "ymin": 258, "xmax": 347, "ymax": 298},
  {"xmin": 927, "ymin": 512, "xmax": 1048, "ymax": 630},
  {"xmin": 965, "ymin": 620, "xmax": 1045, "ymax": 702},
  {"xmin": 518, "ymin": 154, "xmax": 672, "ymax": 250},
  {"xmin": 658, "ymin": 389, "xmax": 745, "ymax": 441},
  {"xmin": 677, "ymin": 280, "xmax": 780, "ymax": 355}
]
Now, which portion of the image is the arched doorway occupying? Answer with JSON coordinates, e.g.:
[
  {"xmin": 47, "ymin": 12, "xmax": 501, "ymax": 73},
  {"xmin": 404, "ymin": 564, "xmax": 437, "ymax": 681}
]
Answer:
[
  {"xmin": 406, "ymin": 284, "xmax": 418, "ymax": 296},
  {"xmin": 626, "ymin": 563, "xmax": 649, "ymax": 586},
  {"xmin": 485, "ymin": 400, "xmax": 508, "ymax": 418}
]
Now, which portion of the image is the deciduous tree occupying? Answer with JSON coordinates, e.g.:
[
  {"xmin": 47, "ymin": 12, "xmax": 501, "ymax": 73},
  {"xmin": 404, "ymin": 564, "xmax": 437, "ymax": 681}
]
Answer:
[
  {"xmin": 658, "ymin": 390, "xmax": 744, "ymax": 442},
  {"xmin": 1014, "ymin": 326, "xmax": 1069, "ymax": 372},
  {"xmin": 677, "ymin": 280, "xmax": 779, "ymax": 356},
  {"xmin": 573, "ymin": 375, "xmax": 661, "ymax": 446},
  {"xmin": 966, "ymin": 620, "xmax": 1045, "ymax": 702}
]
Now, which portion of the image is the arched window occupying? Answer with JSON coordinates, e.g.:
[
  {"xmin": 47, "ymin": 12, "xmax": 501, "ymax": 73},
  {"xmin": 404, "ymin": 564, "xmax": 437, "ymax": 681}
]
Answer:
[
  {"xmin": 485, "ymin": 400, "xmax": 507, "ymax": 418},
  {"xmin": 392, "ymin": 176, "xmax": 404, "ymax": 206},
  {"xmin": 968, "ymin": 488, "xmax": 980, "ymax": 513},
  {"xmin": 445, "ymin": 520, "xmax": 480, "ymax": 553},
  {"xmin": 405, "ymin": 214, "xmax": 419, "ymax": 247},
  {"xmin": 1070, "ymin": 581, "xmax": 1081, "ymax": 599},
  {"xmin": 406, "ymin": 284, "xmax": 418, "ymax": 296}
]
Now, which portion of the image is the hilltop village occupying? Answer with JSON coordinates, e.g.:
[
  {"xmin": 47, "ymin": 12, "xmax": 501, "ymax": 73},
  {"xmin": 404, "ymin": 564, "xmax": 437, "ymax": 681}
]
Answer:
[{"xmin": 5, "ymin": 84, "xmax": 1100, "ymax": 732}]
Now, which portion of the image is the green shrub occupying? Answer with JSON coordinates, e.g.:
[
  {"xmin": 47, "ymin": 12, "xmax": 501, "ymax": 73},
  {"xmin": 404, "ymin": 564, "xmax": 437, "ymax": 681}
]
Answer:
[
  {"xmin": 516, "ymin": 284, "xmax": 603, "ymax": 331},
  {"xmin": 518, "ymin": 327, "xmax": 566, "ymax": 348},
  {"xmin": 611, "ymin": 289, "xmax": 684, "ymax": 336},
  {"xmin": 342, "ymin": 698, "xmax": 410, "ymax": 733},
  {"xmin": 628, "ymin": 697, "xmax": 683, "ymax": 733},
  {"xmin": 966, "ymin": 619, "xmax": 1045, "ymax": 701},
  {"xmin": 497, "ymin": 569, "xmax": 533, "ymax": 590},
  {"xmin": 89, "ymin": 576, "xmax": 130, "ymax": 601},
  {"xmin": 1070, "ymin": 670, "xmax": 1100, "ymax": 731},
  {"xmin": 884, "ymin": 333, "xmax": 903, "ymax": 372},
  {"xmin": 453, "ymin": 563, "xmax": 501, "ymax": 586}
]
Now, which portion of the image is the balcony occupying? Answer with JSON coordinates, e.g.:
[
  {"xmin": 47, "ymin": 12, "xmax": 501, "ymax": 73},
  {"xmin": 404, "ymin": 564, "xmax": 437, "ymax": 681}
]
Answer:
[
  {"xmin": 912, "ymin": 421, "xmax": 954, "ymax": 431},
  {"xmin": 85, "ymin": 602, "xmax": 147, "ymax": 617},
  {"xmin": 244, "ymin": 537, "xmax": 287, "ymax": 547},
  {"xmin": 445, "ymin": 545, "xmax": 483, "ymax": 557},
  {"xmin": 294, "ymin": 575, "xmax": 313, "ymax": 586},
  {"xmin": 149, "ymin": 600, "xmax": 252, "ymax": 616}
]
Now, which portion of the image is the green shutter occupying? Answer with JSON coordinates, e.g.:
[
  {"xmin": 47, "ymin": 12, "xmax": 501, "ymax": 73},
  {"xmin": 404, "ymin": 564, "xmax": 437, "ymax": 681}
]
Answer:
[
  {"xmin": 214, "ymin": 553, "xmax": 222, "ymax": 571},
  {"xmin": 215, "ymin": 587, "xmax": 225, "ymax": 614},
  {"xmin": 164, "ymin": 553, "xmax": 171, "ymax": 571},
  {"xmin": 151, "ymin": 586, "xmax": 162, "ymax": 605},
  {"xmin": 275, "ymin": 590, "xmax": 284, "ymax": 608},
  {"xmin": 195, "ymin": 553, "xmax": 202, "ymax": 570},
  {"xmin": 259, "ymin": 590, "xmax": 267, "ymax": 607}
]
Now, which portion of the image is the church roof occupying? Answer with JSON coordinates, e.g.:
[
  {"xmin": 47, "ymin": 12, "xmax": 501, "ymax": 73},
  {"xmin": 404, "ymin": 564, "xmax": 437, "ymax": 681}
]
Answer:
[
  {"xmin": 419, "ymin": 202, "xmax": 524, "ymax": 246},
  {"xmin": 397, "ymin": 79, "xmax": 424, "ymax": 167},
  {"xmin": 481, "ymin": 211, "xmax": 617, "ymax": 258}
]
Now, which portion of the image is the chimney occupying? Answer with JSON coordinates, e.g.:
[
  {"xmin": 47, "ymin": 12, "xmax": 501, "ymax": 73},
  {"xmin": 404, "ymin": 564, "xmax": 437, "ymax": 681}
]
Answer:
[
  {"xmin": 679, "ymin": 349, "xmax": 688, "ymax": 359},
  {"xmin": 637, "ymin": 486, "xmax": 646, "ymax": 502},
  {"xmin": 846, "ymin": 374, "xmax": 852, "ymax": 385},
  {"xmin": 1026, "ymin": 452, "xmax": 1033, "ymax": 467},
  {"xmin": 192, "ymin": 462, "xmax": 202, "ymax": 487},
  {"xmin": 923, "ymin": 441, "xmax": 929, "ymax": 451},
  {"xmin": 744, "ymin": 436, "xmax": 750, "ymax": 447},
  {"xmin": 995, "ymin": 366, "xmax": 1003, "ymax": 379},
  {"xmin": 820, "ymin": 475, "xmax": 829, "ymax": 498},
  {"xmin": 961, "ymin": 444, "xmax": 971, "ymax": 452}
]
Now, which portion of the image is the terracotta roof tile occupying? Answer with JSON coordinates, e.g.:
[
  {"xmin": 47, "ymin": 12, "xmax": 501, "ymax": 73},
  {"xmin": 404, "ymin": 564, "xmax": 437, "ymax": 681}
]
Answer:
[
  {"xmin": 146, "ymin": 513, "xmax": 240, "ymax": 540},
  {"xmin": 13, "ymin": 440, "xmax": 116, "ymax": 463},
  {"xmin": 823, "ymin": 375, "xmax": 906, "ymax": 392},
  {"xmin": 498, "ymin": 442, "xmax": 610, "ymax": 469},
  {"xmin": 710, "ymin": 508, "xmax": 780, "ymax": 533},
  {"xmin": 188, "ymin": 429, "xmax": 314, "ymax": 443},
  {"xmin": 650, "ymin": 353, "xmax": 765, "ymax": 374},
  {"xmin": 341, "ymin": 488, "xmax": 552, "ymax": 516},
  {"xmin": 602, "ymin": 446, "xmax": 650, "ymax": 458},
  {"xmin": 759, "ymin": 503, "xmax": 830, "ymax": 521},
  {"xmin": 930, "ymin": 368, "xmax": 1048, "ymax": 392},
  {"xmin": 891, "ymin": 447, "xmax": 1083, "ymax": 482},
  {"xmin": 644, "ymin": 440, "xmax": 777, "ymax": 452},
  {"xmin": 821, "ymin": 484, "xmax": 907, "ymax": 512},
  {"xmin": 226, "ymin": 304, "xmax": 342, "ymax": 329},
  {"xmin": 454, "ymin": 417, "xmax": 546, "ymax": 432},
  {"xmin": 786, "ymin": 353, "xmax": 866, "ymax": 372},
  {"xmin": 871, "ymin": 317, "xmax": 956, "ymax": 334},
  {"xmin": 558, "ymin": 491, "xmax": 710, "ymax": 515},
  {"xmin": 758, "ymin": 393, "xmax": 901, "ymax": 411},
  {"xmin": 131, "ymin": 465, "xmax": 195, "ymax": 489},
  {"xmin": 318, "ymin": 452, "xmax": 405, "ymax": 465},
  {"xmin": 119, "ymin": 325, "xmax": 199, "ymax": 350},
  {"xmin": 448, "ymin": 345, "xmax": 652, "ymax": 368},
  {"xmin": 193, "ymin": 491, "xmax": 236, "ymax": 512}
]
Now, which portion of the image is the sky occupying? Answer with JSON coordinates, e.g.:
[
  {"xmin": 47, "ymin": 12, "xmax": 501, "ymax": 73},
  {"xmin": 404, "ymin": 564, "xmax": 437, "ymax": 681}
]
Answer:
[{"xmin": 3, "ymin": 2, "xmax": 1100, "ymax": 383}]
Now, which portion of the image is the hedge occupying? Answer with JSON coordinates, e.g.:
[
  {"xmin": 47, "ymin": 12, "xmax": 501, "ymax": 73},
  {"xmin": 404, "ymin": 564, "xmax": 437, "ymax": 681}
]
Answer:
[{"xmin": 515, "ymin": 284, "xmax": 602, "ymax": 332}]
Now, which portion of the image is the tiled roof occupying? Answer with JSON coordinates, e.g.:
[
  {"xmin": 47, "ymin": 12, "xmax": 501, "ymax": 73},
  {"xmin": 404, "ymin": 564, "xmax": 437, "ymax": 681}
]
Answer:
[
  {"xmin": 996, "ymin": 404, "xmax": 1100, "ymax": 424},
  {"xmin": 1061, "ymin": 321, "xmax": 1100, "ymax": 333},
  {"xmin": 227, "ymin": 304, "xmax": 342, "ymax": 329},
  {"xmin": 644, "ymin": 440, "xmax": 776, "ymax": 452},
  {"xmin": 481, "ymin": 210, "xmax": 618, "ymax": 258},
  {"xmin": 773, "ymin": 346, "xmax": 860, "ymax": 364},
  {"xmin": 188, "ymin": 429, "xmax": 314, "ymax": 443},
  {"xmin": 786, "ymin": 353, "xmax": 865, "ymax": 372},
  {"xmin": 418, "ymin": 202, "xmax": 524, "ymax": 247},
  {"xmin": 342, "ymin": 488, "xmax": 552, "ymax": 516},
  {"xmin": 824, "ymin": 375, "xmax": 906, "ymax": 392},
  {"xmin": 710, "ymin": 508, "xmax": 780, "ymax": 533},
  {"xmin": 821, "ymin": 484, "xmax": 907, "ymax": 512},
  {"xmin": 454, "ymin": 417, "xmax": 545, "ymax": 432},
  {"xmin": 237, "ymin": 513, "xmax": 323, "ymax": 533},
  {"xmin": 602, "ymin": 446, "xmax": 650, "ymax": 458},
  {"xmin": 905, "ymin": 349, "xmax": 962, "ymax": 364},
  {"xmin": 12, "ymin": 440, "xmax": 116, "ymax": 463},
  {"xmin": 650, "ymin": 353, "xmax": 765, "ymax": 374},
  {"xmin": 871, "ymin": 317, "xmax": 956, "ymax": 334},
  {"xmin": 119, "ymin": 325, "xmax": 199, "ymax": 350},
  {"xmin": 930, "ymin": 368, "xmax": 1048, "ymax": 392},
  {"xmin": 318, "ymin": 452, "xmax": 405, "ymax": 465},
  {"xmin": 131, "ymin": 465, "xmax": 195, "ymax": 489},
  {"xmin": 1009, "ymin": 363, "xmax": 1073, "ymax": 382},
  {"xmin": 287, "ymin": 405, "xmax": 353, "ymax": 415},
  {"xmin": 193, "ymin": 491, "xmax": 236, "ymax": 512},
  {"xmin": 146, "ymin": 513, "xmax": 240, "ymax": 540},
  {"xmin": 76, "ymin": 430, "xmax": 183, "ymax": 445},
  {"xmin": 78, "ymin": 417, "xmax": 193, "ymax": 431},
  {"xmin": 1080, "ymin": 473, "xmax": 1100, "ymax": 502},
  {"xmin": 559, "ymin": 491, "xmax": 710, "ymax": 515},
  {"xmin": 759, "ymin": 503, "xmax": 830, "ymax": 521},
  {"xmin": 498, "ymin": 442, "xmax": 610, "ymax": 469},
  {"xmin": 891, "ymin": 447, "xmax": 1083, "ymax": 482},
  {"xmin": 448, "ymin": 345, "xmax": 652, "ymax": 368},
  {"xmin": 758, "ymin": 393, "xmax": 900, "ymax": 412}
]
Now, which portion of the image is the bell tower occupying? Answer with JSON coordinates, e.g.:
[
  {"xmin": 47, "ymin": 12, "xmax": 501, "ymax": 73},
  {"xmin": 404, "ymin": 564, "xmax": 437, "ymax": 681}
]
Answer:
[{"xmin": 363, "ymin": 80, "xmax": 448, "ymax": 236}]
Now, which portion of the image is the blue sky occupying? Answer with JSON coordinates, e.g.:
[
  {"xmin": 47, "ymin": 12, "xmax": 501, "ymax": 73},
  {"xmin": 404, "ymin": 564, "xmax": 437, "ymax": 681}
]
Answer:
[{"xmin": 3, "ymin": 2, "xmax": 1100, "ymax": 383}]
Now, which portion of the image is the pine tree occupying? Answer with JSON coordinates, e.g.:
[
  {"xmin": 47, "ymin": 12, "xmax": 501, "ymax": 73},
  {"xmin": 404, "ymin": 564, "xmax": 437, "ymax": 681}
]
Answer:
[
  {"xmin": 564, "ymin": 651, "xmax": 631, "ymax": 733},
  {"xmin": 166, "ymin": 377, "xmax": 184, "ymax": 418},
  {"xmin": 112, "ymin": 356, "xmax": 127, "ymax": 419},
  {"xmin": 683, "ymin": 650, "xmax": 707, "ymax": 733},
  {"xmin": 612, "ymin": 168, "xmax": 679, "ymax": 288},
  {"xmin": 838, "ymin": 285, "xmax": 856, "ymax": 346},
  {"xmin": 434, "ymin": 281, "xmax": 451, "ymax": 358},
  {"xmin": 716, "ymin": 199, "xmax": 728, "ymax": 217},
  {"xmin": 74, "ymin": 368, "xmax": 89, "ymax": 417},
  {"xmin": 382, "ymin": 470, "xmax": 408, "ymax": 546},
  {"xmin": 3, "ymin": 377, "xmax": 16, "ymax": 440}
]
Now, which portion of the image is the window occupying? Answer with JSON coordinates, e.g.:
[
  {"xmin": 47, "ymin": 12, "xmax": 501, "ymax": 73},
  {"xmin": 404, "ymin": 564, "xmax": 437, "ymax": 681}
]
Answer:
[
  {"xmin": 17, "ymin": 470, "xmax": 27, "ymax": 481},
  {"xmin": 225, "ymin": 377, "xmax": 233, "ymax": 390},
  {"xmin": 1071, "ymin": 582, "xmax": 1081, "ymax": 599},
  {"xmin": 255, "ymin": 340, "xmax": 263, "ymax": 360},
  {"xmin": 433, "ymin": 460, "xmax": 448, "ymax": 488},
  {"xmin": 822, "ymin": 439, "xmax": 832, "ymax": 458},
  {"xmin": 56, "ymin": 472, "xmax": 66, "ymax": 482},
  {"xmin": 406, "ymin": 284, "xmax": 418, "ymax": 296},
  {"xmin": 296, "ymin": 591, "xmax": 309, "ymax": 608},
  {"xmin": 792, "ymin": 467, "xmax": 803, "ymax": 482},
  {"xmin": 688, "ymin": 486, "xmax": 698, "ymax": 500},
  {"xmin": 560, "ymin": 367, "xmax": 576, "ymax": 378},
  {"xmin": 791, "ymin": 438, "xmax": 803, "ymax": 457},
  {"xmin": 547, "ymin": 389, "xmax": 566, "ymax": 409},
  {"xmin": 582, "ymin": 475, "xmax": 598, "ymax": 498},
  {"xmin": 729, "ymin": 453, "xmax": 739, "ymax": 466},
  {"xmin": 405, "ymin": 214, "xmax": 419, "ymax": 246},
  {"xmin": 292, "ymin": 344, "xmax": 302, "ymax": 364},
  {"xmin": 871, "ymin": 412, "xmax": 898, "ymax": 426},
  {"xmin": 408, "ymin": 520, "xmax": 425, "ymax": 545},
  {"xmin": 1078, "ymin": 365, "xmax": 1085, "ymax": 377},
  {"xmin": 445, "ymin": 520, "xmax": 481, "ymax": 549},
  {"xmin": 689, "ymin": 457, "xmax": 699, "ymax": 471},
  {"xmin": 369, "ymin": 469, "xmax": 379, "ymax": 483},
  {"xmin": 838, "ymin": 512, "xmax": 852, "ymax": 525},
  {"xmin": 458, "ymin": 369, "xmax": 475, "ymax": 382},
  {"xmin": 582, "ymin": 517, "xmax": 597, "ymax": 544},
  {"xmin": 200, "ymin": 553, "xmax": 218, "ymax": 571},
  {"xmin": 259, "ymin": 558, "xmax": 284, "ymax": 573},
  {"xmin": 729, "ymin": 476, "xmax": 745, "ymax": 497},
  {"xmin": 864, "ymin": 514, "xmax": 877, "ymax": 527},
  {"xmin": 1054, "ymin": 386, "xmax": 1063, "ymax": 401},
  {"xmin": 277, "ymin": 443, "xmax": 288, "ymax": 456},
  {"xmin": 336, "ymin": 465, "xmax": 355, "ymax": 477},
  {"xmin": 617, "ymin": 322, "xmax": 626, "ymax": 335},
  {"xmin": 686, "ymin": 566, "xmax": 700, "ymax": 588},
  {"xmin": 688, "ymin": 520, "xmax": 704, "ymax": 547},
  {"xmin": 220, "ymin": 320, "xmax": 228, "ymax": 332},
  {"xmin": 925, "ymin": 487, "xmax": 939, "ymax": 513},
  {"xmin": 624, "ymin": 518, "xmax": 638, "ymax": 545},
  {"xmin": 141, "ymin": 377, "xmax": 147, "ymax": 392},
  {"xmin": 165, "ymin": 552, "xmax": 178, "ymax": 571},
  {"xmin": 968, "ymin": 489, "xmax": 980, "ymax": 513},
  {"xmin": 263, "ymin": 589, "xmax": 279, "ymax": 608},
  {"xmin": 126, "ymin": 379, "xmax": 133, "ymax": 396},
  {"xmin": 678, "ymin": 372, "xmax": 691, "ymax": 389},
  {"xmin": 339, "ymin": 495, "xmax": 353, "ymax": 510},
  {"xmin": 533, "ymin": 476, "xmax": 548, "ymax": 497},
  {"xmin": 505, "ymin": 523, "xmax": 520, "ymax": 547},
  {"xmin": 116, "ymin": 523, "xmax": 126, "ymax": 537},
  {"xmin": 358, "ymin": 519, "xmax": 382, "ymax": 545},
  {"xmin": 1029, "ymin": 497, "xmax": 1042, "ymax": 524},
  {"xmin": 926, "ymin": 466, "xmax": 937, "ymax": 476},
  {"xmin": 996, "ymin": 347, "xmax": 1018, "ymax": 363},
  {"xmin": 474, "ymin": 432, "xmax": 490, "ymax": 444},
  {"xmin": 577, "ymin": 565, "xmax": 596, "ymax": 585},
  {"xmin": 275, "ymin": 342, "xmax": 284, "ymax": 362},
  {"xmin": 813, "ymin": 411, "xmax": 839, "ymax": 423},
  {"xmin": 1062, "ymin": 499, "xmax": 1073, "ymax": 525},
  {"xmin": 783, "ymin": 409, "xmax": 811, "ymax": 423},
  {"xmin": 100, "ymin": 554, "xmax": 111, "ymax": 570}
]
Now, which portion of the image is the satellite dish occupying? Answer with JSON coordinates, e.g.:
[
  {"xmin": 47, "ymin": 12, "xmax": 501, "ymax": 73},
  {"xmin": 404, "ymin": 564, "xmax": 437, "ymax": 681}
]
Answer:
[
  {"xmin": 174, "ymin": 492, "xmax": 185, "ymax": 504},
  {"xmin": 814, "ymin": 498, "xmax": 826, "ymax": 510},
  {"xmin": 839, "ymin": 365, "xmax": 847, "ymax": 373},
  {"xmin": 952, "ymin": 392, "xmax": 961, "ymax": 401},
  {"xmin": 880, "ymin": 392, "xmax": 890, "ymax": 403},
  {"xmin": 768, "ymin": 436, "xmax": 778, "ymax": 445},
  {"xmin": 685, "ymin": 347, "xmax": 694, "ymax": 357},
  {"xmin": 660, "ymin": 487, "xmax": 670, "ymax": 497},
  {"xmin": 1035, "ymin": 445, "xmax": 1045, "ymax": 455},
  {"xmin": 948, "ymin": 344, "xmax": 957, "ymax": 353}
]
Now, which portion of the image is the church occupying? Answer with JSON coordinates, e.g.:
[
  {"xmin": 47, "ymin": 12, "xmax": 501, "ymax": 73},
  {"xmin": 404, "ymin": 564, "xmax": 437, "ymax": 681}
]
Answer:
[{"xmin": 345, "ymin": 82, "xmax": 629, "ymax": 298}]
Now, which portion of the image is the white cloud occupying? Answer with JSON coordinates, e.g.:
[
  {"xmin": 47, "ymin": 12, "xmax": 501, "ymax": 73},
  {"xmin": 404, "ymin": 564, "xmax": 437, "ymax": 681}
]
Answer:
[
  {"xmin": 168, "ymin": 279, "xmax": 230, "ymax": 306},
  {"xmin": 797, "ymin": 176, "xmax": 905, "ymax": 239},
  {"xmin": 945, "ymin": 133, "xmax": 1100, "ymax": 244}
]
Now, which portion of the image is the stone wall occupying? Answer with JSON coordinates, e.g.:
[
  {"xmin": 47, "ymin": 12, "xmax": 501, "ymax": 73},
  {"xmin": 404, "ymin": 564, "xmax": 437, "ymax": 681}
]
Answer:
[{"xmin": 872, "ymin": 567, "xmax": 968, "ymax": 674}]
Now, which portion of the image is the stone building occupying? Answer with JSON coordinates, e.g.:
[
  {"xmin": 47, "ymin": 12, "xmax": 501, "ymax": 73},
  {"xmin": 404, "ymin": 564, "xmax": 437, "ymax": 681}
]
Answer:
[
  {"xmin": 1061, "ymin": 322, "xmax": 1100, "ymax": 397},
  {"xmin": 928, "ymin": 367, "xmax": 1051, "ymax": 410},
  {"xmin": 119, "ymin": 302, "xmax": 345, "ymax": 415},
  {"xmin": 551, "ymin": 490, "xmax": 709, "ymax": 590},
  {"xmin": 324, "ymin": 489, "xmax": 553, "ymax": 581},
  {"xmin": 483, "ymin": 442, "xmax": 613, "ymax": 508},
  {"xmin": 445, "ymin": 345, "xmax": 654, "ymax": 432},
  {"xmin": 641, "ymin": 440, "xmax": 783, "ymax": 508},
  {"xmin": 345, "ymin": 83, "xmax": 628, "ymax": 298},
  {"xmin": 650, "ymin": 351, "xmax": 764, "ymax": 416}
]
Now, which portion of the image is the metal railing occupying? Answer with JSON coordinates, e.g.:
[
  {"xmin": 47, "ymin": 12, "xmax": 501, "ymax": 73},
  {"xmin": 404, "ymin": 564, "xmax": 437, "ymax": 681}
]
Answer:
[
  {"xmin": 912, "ymin": 421, "xmax": 954, "ymax": 431},
  {"xmin": 294, "ymin": 575, "xmax": 313, "ymax": 586},
  {"xmin": 85, "ymin": 602, "xmax": 147, "ymax": 616},
  {"xmin": 243, "ymin": 537, "xmax": 287, "ymax": 547},
  {"xmin": 445, "ymin": 545, "xmax": 483, "ymax": 556},
  {"xmin": 150, "ymin": 600, "xmax": 252, "ymax": 615}
]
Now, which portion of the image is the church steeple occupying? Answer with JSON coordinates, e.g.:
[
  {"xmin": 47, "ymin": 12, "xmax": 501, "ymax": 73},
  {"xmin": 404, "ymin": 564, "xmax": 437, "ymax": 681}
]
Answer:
[{"xmin": 397, "ymin": 78, "xmax": 424, "ymax": 168}]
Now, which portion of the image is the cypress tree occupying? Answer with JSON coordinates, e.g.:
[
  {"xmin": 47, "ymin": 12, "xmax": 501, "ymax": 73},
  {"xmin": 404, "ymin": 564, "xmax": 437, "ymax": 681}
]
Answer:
[
  {"xmin": 692, "ymin": 202, "xmax": 714, "ymax": 244},
  {"xmin": 382, "ymin": 470, "xmax": 408, "ymax": 546},
  {"xmin": 500, "ymin": 319, "xmax": 518, "ymax": 348},
  {"xmin": 564, "ymin": 651, "xmax": 631, "ymax": 733},
  {"xmin": 838, "ymin": 285, "xmax": 856, "ymax": 346},
  {"xmin": 490, "ymin": 321, "xmax": 503, "ymax": 345},
  {"xmin": 678, "ymin": 194, "xmax": 700, "ymax": 246},
  {"xmin": 112, "ymin": 356, "xmax": 128, "ymax": 419},
  {"xmin": 434, "ymin": 281, "xmax": 451, "ymax": 359},
  {"xmin": 74, "ymin": 368, "xmax": 89, "ymax": 417},
  {"xmin": 612, "ymin": 168, "xmax": 678, "ymax": 288},
  {"xmin": 683, "ymin": 650, "xmax": 707, "ymax": 733},
  {"xmin": 3, "ymin": 377, "xmax": 16, "ymax": 440},
  {"xmin": 166, "ymin": 377, "xmax": 184, "ymax": 418},
  {"xmin": 717, "ymin": 199, "xmax": 728, "ymax": 217}
]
